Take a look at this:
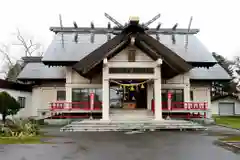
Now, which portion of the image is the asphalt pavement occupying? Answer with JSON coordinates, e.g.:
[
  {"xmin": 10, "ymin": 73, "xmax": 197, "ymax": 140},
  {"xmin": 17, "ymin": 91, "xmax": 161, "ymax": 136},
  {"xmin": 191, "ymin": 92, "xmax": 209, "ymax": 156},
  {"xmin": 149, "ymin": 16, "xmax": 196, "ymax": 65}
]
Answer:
[{"xmin": 0, "ymin": 126, "xmax": 239, "ymax": 160}]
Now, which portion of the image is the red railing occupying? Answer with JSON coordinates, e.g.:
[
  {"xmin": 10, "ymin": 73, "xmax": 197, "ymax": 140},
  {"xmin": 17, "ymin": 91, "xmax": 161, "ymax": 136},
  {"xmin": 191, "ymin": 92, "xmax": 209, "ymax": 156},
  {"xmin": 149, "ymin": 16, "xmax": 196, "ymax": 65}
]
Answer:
[
  {"xmin": 151, "ymin": 100, "xmax": 208, "ymax": 112},
  {"xmin": 49, "ymin": 101, "xmax": 102, "ymax": 111},
  {"xmin": 48, "ymin": 101, "xmax": 208, "ymax": 119},
  {"xmin": 50, "ymin": 101, "xmax": 207, "ymax": 112}
]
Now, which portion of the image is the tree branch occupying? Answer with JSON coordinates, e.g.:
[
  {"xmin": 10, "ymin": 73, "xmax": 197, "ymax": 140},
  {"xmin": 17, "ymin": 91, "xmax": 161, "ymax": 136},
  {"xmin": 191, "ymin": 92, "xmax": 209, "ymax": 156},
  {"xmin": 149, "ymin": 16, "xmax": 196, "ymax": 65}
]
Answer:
[{"xmin": 16, "ymin": 28, "xmax": 43, "ymax": 57}]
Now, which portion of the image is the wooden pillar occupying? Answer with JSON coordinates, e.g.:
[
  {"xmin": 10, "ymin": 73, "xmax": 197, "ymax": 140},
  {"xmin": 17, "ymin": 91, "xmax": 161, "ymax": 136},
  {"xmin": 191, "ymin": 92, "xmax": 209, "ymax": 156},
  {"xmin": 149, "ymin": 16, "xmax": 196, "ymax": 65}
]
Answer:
[
  {"xmin": 102, "ymin": 58, "xmax": 110, "ymax": 121},
  {"xmin": 154, "ymin": 59, "xmax": 163, "ymax": 120}
]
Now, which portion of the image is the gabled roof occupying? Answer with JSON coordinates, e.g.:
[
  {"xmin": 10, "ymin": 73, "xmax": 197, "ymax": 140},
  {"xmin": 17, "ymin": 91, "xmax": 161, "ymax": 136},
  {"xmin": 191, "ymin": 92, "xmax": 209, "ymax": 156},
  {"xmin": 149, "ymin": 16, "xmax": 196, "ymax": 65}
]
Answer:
[
  {"xmin": 71, "ymin": 23, "xmax": 192, "ymax": 79},
  {"xmin": 42, "ymin": 33, "xmax": 216, "ymax": 67}
]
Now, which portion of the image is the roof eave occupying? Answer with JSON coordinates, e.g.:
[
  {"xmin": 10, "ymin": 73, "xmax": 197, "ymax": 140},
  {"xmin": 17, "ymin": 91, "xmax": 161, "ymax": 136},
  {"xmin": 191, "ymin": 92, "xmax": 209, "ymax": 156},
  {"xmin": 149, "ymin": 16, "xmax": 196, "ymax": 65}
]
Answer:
[
  {"xmin": 42, "ymin": 61, "xmax": 77, "ymax": 66},
  {"xmin": 189, "ymin": 62, "xmax": 217, "ymax": 68}
]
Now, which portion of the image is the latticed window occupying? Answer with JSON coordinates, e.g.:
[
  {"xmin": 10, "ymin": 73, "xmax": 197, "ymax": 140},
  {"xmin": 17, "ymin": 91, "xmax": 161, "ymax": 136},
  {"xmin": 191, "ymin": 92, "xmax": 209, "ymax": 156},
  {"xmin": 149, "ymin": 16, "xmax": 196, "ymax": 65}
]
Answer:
[
  {"xmin": 18, "ymin": 97, "xmax": 26, "ymax": 108},
  {"xmin": 57, "ymin": 90, "xmax": 66, "ymax": 101}
]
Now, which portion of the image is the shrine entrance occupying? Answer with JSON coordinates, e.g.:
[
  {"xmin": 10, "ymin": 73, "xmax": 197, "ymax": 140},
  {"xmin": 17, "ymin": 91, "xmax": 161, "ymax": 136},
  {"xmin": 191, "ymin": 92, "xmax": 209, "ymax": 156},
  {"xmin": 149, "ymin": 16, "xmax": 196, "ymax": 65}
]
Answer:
[{"xmin": 109, "ymin": 80, "xmax": 148, "ymax": 110}]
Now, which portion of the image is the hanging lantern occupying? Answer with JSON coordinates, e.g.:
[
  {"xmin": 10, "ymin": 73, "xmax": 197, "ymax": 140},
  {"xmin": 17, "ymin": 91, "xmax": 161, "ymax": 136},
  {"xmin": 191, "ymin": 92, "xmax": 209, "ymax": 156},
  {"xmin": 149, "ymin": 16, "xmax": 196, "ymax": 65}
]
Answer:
[
  {"xmin": 130, "ymin": 85, "xmax": 135, "ymax": 91},
  {"xmin": 132, "ymin": 96, "xmax": 136, "ymax": 100},
  {"xmin": 141, "ymin": 83, "xmax": 145, "ymax": 89}
]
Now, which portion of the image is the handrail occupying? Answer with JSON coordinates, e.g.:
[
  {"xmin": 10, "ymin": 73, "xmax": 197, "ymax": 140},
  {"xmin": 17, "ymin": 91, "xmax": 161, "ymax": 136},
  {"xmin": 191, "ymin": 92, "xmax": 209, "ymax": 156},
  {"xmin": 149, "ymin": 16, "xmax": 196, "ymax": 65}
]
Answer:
[
  {"xmin": 151, "ymin": 101, "xmax": 208, "ymax": 112},
  {"xmin": 49, "ymin": 101, "xmax": 207, "ymax": 111},
  {"xmin": 49, "ymin": 101, "xmax": 102, "ymax": 111}
]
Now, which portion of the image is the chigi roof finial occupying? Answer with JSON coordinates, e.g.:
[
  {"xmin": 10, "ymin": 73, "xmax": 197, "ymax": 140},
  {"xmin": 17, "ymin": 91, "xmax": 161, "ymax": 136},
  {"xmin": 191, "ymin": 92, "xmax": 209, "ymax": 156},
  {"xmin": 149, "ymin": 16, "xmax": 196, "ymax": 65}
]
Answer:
[
  {"xmin": 59, "ymin": 14, "xmax": 64, "ymax": 48},
  {"xmin": 185, "ymin": 16, "xmax": 193, "ymax": 49},
  {"xmin": 51, "ymin": 13, "xmax": 199, "ymax": 45}
]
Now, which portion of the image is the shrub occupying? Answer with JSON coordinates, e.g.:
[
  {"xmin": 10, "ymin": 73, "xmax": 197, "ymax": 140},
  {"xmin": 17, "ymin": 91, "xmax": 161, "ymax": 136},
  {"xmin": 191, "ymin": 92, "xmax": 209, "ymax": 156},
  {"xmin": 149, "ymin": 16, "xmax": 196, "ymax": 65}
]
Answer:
[
  {"xmin": 0, "ymin": 91, "xmax": 21, "ymax": 123},
  {"xmin": 0, "ymin": 118, "xmax": 40, "ymax": 137}
]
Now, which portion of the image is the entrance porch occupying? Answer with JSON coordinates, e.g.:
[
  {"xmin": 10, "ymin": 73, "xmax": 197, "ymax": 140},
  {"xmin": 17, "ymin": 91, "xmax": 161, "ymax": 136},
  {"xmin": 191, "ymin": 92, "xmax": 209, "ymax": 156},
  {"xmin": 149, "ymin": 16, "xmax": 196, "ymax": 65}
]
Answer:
[{"xmin": 101, "ymin": 58, "xmax": 163, "ymax": 121}]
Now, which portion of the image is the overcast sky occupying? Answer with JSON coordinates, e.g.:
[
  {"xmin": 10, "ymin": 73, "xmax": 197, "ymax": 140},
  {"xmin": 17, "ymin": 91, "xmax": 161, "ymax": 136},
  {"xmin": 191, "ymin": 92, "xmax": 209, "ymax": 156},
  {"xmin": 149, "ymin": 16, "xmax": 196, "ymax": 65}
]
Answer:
[{"xmin": 0, "ymin": 0, "xmax": 239, "ymax": 60}]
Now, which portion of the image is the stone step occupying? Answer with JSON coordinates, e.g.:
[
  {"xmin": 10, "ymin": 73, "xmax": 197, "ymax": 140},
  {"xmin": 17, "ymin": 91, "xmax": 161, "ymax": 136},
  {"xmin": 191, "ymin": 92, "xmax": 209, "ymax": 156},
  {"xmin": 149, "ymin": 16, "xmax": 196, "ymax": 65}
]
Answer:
[
  {"xmin": 69, "ymin": 121, "xmax": 198, "ymax": 126},
  {"xmin": 60, "ymin": 125, "xmax": 206, "ymax": 132},
  {"xmin": 63, "ymin": 125, "xmax": 204, "ymax": 130},
  {"xmin": 110, "ymin": 110, "xmax": 152, "ymax": 115},
  {"xmin": 60, "ymin": 119, "xmax": 206, "ymax": 132},
  {"xmin": 110, "ymin": 109, "xmax": 151, "ymax": 113},
  {"xmin": 70, "ymin": 120, "xmax": 193, "ymax": 125},
  {"xmin": 110, "ymin": 114, "xmax": 153, "ymax": 116}
]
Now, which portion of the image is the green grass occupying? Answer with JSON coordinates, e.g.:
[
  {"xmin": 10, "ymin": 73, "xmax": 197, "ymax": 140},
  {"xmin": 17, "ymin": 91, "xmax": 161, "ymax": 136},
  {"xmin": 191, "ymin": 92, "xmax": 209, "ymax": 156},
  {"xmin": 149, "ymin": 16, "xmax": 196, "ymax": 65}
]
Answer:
[
  {"xmin": 213, "ymin": 116, "xmax": 240, "ymax": 129},
  {"xmin": 219, "ymin": 136, "xmax": 240, "ymax": 142},
  {"xmin": 0, "ymin": 136, "xmax": 47, "ymax": 144}
]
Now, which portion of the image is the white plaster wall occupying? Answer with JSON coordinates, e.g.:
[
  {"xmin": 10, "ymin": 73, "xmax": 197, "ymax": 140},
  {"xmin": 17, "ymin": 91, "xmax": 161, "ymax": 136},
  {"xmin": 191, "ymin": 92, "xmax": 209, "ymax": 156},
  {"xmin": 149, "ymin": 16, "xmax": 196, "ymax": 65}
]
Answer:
[
  {"xmin": 66, "ymin": 67, "xmax": 102, "ymax": 84},
  {"xmin": 65, "ymin": 67, "xmax": 102, "ymax": 102},
  {"xmin": 0, "ymin": 88, "xmax": 32, "ymax": 118},
  {"xmin": 165, "ymin": 73, "xmax": 190, "ymax": 84},
  {"xmin": 109, "ymin": 47, "xmax": 153, "ymax": 62},
  {"xmin": 191, "ymin": 84, "xmax": 211, "ymax": 117},
  {"xmin": 163, "ymin": 73, "xmax": 190, "ymax": 102},
  {"xmin": 31, "ymin": 86, "xmax": 65, "ymax": 117},
  {"xmin": 211, "ymin": 98, "xmax": 240, "ymax": 115}
]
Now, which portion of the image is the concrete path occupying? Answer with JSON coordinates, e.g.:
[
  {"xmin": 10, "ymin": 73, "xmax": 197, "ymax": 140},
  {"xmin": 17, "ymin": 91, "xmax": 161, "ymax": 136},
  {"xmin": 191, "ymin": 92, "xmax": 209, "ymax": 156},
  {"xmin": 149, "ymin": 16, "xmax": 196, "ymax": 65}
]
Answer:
[
  {"xmin": 0, "ymin": 126, "xmax": 239, "ymax": 160},
  {"xmin": 207, "ymin": 125, "xmax": 240, "ymax": 135}
]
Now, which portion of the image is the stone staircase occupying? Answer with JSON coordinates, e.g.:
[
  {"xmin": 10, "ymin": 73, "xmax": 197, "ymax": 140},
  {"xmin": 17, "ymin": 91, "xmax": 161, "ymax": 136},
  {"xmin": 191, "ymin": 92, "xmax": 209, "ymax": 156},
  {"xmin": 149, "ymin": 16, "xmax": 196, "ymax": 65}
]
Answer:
[
  {"xmin": 110, "ymin": 109, "xmax": 154, "ymax": 120},
  {"xmin": 59, "ymin": 109, "xmax": 207, "ymax": 132},
  {"xmin": 60, "ymin": 119, "xmax": 206, "ymax": 132}
]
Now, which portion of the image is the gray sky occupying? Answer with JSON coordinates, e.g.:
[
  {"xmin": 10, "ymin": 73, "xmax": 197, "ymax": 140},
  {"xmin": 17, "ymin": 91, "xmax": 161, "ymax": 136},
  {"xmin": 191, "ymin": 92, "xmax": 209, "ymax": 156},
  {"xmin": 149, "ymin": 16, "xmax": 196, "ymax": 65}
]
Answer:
[{"xmin": 0, "ymin": 0, "xmax": 239, "ymax": 60}]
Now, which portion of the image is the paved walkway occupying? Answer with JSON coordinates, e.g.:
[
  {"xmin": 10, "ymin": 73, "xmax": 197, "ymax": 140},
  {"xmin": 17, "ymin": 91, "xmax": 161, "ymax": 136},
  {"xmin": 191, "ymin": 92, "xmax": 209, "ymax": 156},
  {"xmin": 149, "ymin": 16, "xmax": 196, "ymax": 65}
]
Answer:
[
  {"xmin": 0, "ymin": 126, "xmax": 239, "ymax": 160},
  {"xmin": 207, "ymin": 125, "xmax": 240, "ymax": 135}
]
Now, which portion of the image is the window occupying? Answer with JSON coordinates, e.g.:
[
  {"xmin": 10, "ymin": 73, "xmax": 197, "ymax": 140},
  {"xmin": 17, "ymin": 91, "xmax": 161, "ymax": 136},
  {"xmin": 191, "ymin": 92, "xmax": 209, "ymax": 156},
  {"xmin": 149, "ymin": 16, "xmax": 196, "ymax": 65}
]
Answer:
[
  {"xmin": 161, "ymin": 89, "xmax": 184, "ymax": 108},
  {"xmin": 175, "ymin": 90, "xmax": 183, "ymax": 102},
  {"xmin": 18, "ymin": 97, "xmax": 26, "ymax": 108},
  {"xmin": 57, "ymin": 90, "xmax": 66, "ymax": 101},
  {"xmin": 72, "ymin": 88, "xmax": 102, "ymax": 108},
  {"xmin": 190, "ymin": 90, "xmax": 194, "ymax": 101},
  {"xmin": 72, "ymin": 89, "xmax": 89, "ymax": 102}
]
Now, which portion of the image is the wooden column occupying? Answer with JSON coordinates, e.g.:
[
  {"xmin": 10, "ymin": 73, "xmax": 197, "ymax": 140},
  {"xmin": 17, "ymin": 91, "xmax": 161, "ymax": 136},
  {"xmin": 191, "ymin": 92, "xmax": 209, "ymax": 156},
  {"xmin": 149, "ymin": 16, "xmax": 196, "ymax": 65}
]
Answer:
[
  {"xmin": 102, "ymin": 58, "xmax": 110, "ymax": 121},
  {"xmin": 154, "ymin": 59, "xmax": 163, "ymax": 120}
]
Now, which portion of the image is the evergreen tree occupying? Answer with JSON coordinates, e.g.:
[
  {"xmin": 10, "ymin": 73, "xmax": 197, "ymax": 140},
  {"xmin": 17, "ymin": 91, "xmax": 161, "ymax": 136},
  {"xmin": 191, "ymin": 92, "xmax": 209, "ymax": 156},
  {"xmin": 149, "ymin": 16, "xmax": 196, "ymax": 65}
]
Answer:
[{"xmin": 0, "ymin": 91, "xmax": 21, "ymax": 123}]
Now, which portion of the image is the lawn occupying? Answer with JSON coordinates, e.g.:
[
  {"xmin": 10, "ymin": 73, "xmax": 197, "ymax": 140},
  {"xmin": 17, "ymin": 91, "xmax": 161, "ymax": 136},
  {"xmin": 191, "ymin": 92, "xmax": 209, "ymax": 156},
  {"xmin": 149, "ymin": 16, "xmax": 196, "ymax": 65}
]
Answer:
[
  {"xmin": 220, "ymin": 136, "xmax": 240, "ymax": 142},
  {"xmin": 214, "ymin": 116, "xmax": 240, "ymax": 129},
  {"xmin": 0, "ymin": 136, "xmax": 47, "ymax": 144}
]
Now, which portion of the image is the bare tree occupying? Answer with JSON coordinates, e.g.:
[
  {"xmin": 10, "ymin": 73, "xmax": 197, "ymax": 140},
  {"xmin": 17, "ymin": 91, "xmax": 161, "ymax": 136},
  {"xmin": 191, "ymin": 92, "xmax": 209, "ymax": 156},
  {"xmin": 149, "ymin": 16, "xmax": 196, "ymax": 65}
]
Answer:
[
  {"xmin": 0, "ymin": 29, "xmax": 44, "ymax": 81},
  {"xmin": 14, "ymin": 28, "xmax": 44, "ymax": 57},
  {"xmin": 0, "ymin": 44, "xmax": 15, "ymax": 76}
]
